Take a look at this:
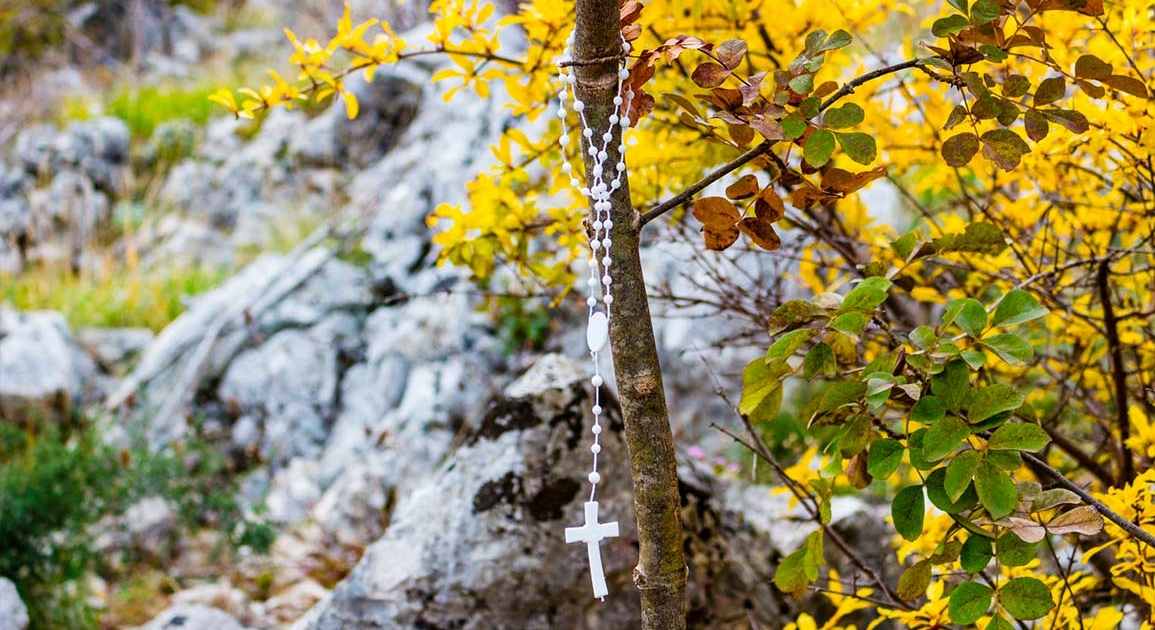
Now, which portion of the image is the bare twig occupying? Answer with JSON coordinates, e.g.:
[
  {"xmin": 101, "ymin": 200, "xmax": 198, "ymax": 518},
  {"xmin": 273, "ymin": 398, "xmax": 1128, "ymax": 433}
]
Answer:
[
  {"xmin": 1097, "ymin": 260, "xmax": 1135, "ymax": 483},
  {"xmin": 639, "ymin": 141, "xmax": 772, "ymax": 226}
]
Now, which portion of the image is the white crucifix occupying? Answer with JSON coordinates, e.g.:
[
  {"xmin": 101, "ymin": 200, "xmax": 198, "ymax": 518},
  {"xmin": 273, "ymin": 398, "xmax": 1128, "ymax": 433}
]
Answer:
[{"xmin": 565, "ymin": 500, "xmax": 619, "ymax": 600}]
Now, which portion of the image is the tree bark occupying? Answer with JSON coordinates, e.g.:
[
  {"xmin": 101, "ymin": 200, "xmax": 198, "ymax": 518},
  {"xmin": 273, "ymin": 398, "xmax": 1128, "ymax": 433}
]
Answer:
[{"xmin": 572, "ymin": 1, "xmax": 687, "ymax": 628}]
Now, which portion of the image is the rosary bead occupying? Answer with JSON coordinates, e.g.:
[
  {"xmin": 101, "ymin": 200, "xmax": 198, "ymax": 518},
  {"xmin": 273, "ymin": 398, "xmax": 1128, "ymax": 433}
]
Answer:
[
  {"xmin": 573, "ymin": 100, "xmax": 584, "ymax": 112},
  {"xmin": 602, "ymin": 132, "xmax": 613, "ymax": 142},
  {"xmin": 587, "ymin": 277, "xmax": 597, "ymax": 288},
  {"xmin": 616, "ymin": 162, "xmax": 625, "ymax": 172},
  {"xmin": 588, "ymin": 471, "xmax": 601, "ymax": 484},
  {"xmin": 587, "ymin": 257, "xmax": 598, "ymax": 268},
  {"xmin": 620, "ymin": 117, "xmax": 630, "ymax": 128},
  {"xmin": 602, "ymin": 275, "xmax": 612, "ymax": 286},
  {"xmin": 580, "ymin": 187, "xmax": 590, "ymax": 197},
  {"xmin": 592, "ymin": 404, "xmax": 603, "ymax": 415},
  {"xmin": 597, "ymin": 150, "xmax": 608, "ymax": 161},
  {"xmin": 603, "ymin": 219, "xmax": 614, "ymax": 230},
  {"xmin": 590, "ymin": 240, "xmax": 601, "ymax": 250},
  {"xmin": 618, "ymin": 144, "xmax": 627, "ymax": 153},
  {"xmin": 608, "ymin": 114, "xmax": 619, "ymax": 125},
  {"xmin": 592, "ymin": 375, "xmax": 604, "ymax": 387},
  {"xmin": 557, "ymin": 108, "xmax": 566, "ymax": 118},
  {"xmin": 613, "ymin": 96, "xmax": 623, "ymax": 106},
  {"xmin": 587, "ymin": 296, "xmax": 598, "ymax": 307},
  {"xmin": 602, "ymin": 237, "xmax": 612, "ymax": 248},
  {"xmin": 602, "ymin": 256, "xmax": 612, "ymax": 267},
  {"xmin": 588, "ymin": 146, "xmax": 597, "ymax": 156},
  {"xmin": 570, "ymin": 177, "xmax": 580, "ymax": 188},
  {"xmin": 583, "ymin": 128, "xmax": 593, "ymax": 138},
  {"xmin": 562, "ymin": 163, "xmax": 572, "ymax": 174},
  {"xmin": 610, "ymin": 180, "xmax": 620, "ymax": 190},
  {"xmin": 603, "ymin": 294, "xmax": 614, "ymax": 305},
  {"xmin": 592, "ymin": 424, "xmax": 602, "ymax": 435},
  {"xmin": 559, "ymin": 135, "xmax": 570, "ymax": 146},
  {"xmin": 593, "ymin": 220, "xmax": 603, "ymax": 231},
  {"xmin": 618, "ymin": 68, "xmax": 629, "ymax": 80},
  {"xmin": 591, "ymin": 444, "xmax": 602, "ymax": 454}
]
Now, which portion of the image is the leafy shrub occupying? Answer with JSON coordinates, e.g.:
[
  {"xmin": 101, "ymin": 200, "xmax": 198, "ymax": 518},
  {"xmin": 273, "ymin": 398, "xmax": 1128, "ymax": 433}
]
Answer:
[{"xmin": 0, "ymin": 420, "xmax": 269, "ymax": 629}]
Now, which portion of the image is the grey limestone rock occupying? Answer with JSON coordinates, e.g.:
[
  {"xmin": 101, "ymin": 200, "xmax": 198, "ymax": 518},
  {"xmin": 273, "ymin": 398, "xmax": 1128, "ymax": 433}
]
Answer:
[
  {"xmin": 0, "ymin": 577, "xmax": 28, "ymax": 630},
  {"xmin": 0, "ymin": 308, "xmax": 96, "ymax": 423},
  {"xmin": 135, "ymin": 604, "xmax": 246, "ymax": 630}
]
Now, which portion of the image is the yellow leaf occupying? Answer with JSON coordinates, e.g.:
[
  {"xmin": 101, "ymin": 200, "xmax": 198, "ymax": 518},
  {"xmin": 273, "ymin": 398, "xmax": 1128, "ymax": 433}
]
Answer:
[{"xmin": 344, "ymin": 91, "xmax": 360, "ymax": 119}]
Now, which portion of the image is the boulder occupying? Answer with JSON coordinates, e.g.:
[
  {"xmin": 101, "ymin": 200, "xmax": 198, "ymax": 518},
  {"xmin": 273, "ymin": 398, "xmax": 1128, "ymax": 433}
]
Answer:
[
  {"xmin": 0, "ymin": 308, "xmax": 96, "ymax": 423},
  {"xmin": 136, "ymin": 604, "xmax": 246, "ymax": 630},
  {"xmin": 293, "ymin": 354, "xmax": 638, "ymax": 630},
  {"xmin": 218, "ymin": 328, "xmax": 339, "ymax": 465},
  {"xmin": 0, "ymin": 577, "xmax": 29, "ymax": 630},
  {"xmin": 75, "ymin": 327, "xmax": 155, "ymax": 373}
]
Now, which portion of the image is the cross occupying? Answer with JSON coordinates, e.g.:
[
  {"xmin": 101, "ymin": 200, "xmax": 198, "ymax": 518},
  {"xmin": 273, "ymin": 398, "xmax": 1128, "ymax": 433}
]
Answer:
[{"xmin": 565, "ymin": 500, "xmax": 619, "ymax": 600}]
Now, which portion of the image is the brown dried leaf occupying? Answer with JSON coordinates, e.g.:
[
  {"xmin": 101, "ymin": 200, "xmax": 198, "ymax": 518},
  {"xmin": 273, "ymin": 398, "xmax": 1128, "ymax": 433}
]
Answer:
[
  {"xmin": 692, "ymin": 62, "xmax": 730, "ymax": 89},
  {"xmin": 749, "ymin": 117, "xmax": 783, "ymax": 141},
  {"xmin": 754, "ymin": 186, "xmax": 785, "ymax": 221},
  {"xmin": 692, "ymin": 196, "xmax": 741, "ymax": 227},
  {"xmin": 1074, "ymin": 54, "xmax": 1112, "ymax": 80},
  {"xmin": 725, "ymin": 174, "xmax": 760, "ymax": 200},
  {"xmin": 1047, "ymin": 505, "xmax": 1104, "ymax": 536},
  {"xmin": 737, "ymin": 217, "xmax": 782, "ymax": 250},
  {"xmin": 1102, "ymin": 74, "xmax": 1150, "ymax": 98},
  {"xmin": 820, "ymin": 166, "xmax": 888, "ymax": 195},
  {"xmin": 729, "ymin": 123, "xmax": 755, "ymax": 147},
  {"xmin": 789, "ymin": 183, "xmax": 830, "ymax": 210},
  {"xmin": 716, "ymin": 39, "xmax": 748, "ymax": 70}
]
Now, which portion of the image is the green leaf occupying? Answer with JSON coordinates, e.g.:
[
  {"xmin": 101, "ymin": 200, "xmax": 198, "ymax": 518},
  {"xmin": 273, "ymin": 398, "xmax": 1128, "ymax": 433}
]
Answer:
[
  {"xmin": 829, "ymin": 311, "xmax": 869, "ymax": 336},
  {"xmin": 1000, "ymin": 577, "xmax": 1054, "ymax": 620},
  {"xmin": 944, "ymin": 298, "xmax": 987, "ymax": 337},
  {"xmin": 975, "ymin": 460, "xmax": 1017, "ymax": 519},
  {"xmin": 968, "ymin": 384, "xmax": 1025, "ymax": 424},
  {"xmin": 985, "ymin": 614, "xmax": 1016, "ymax": 630},
  {"xmin": 835, "ymin": 132, "xmax": 877, "ymax": 165},
  {"xmin": 911, "ymin": 395, "xmax": 947, "ymax": 425},
  {"xmin": 1003, "ymin": 74, "xmax": 1031, "ymax": 98},
  {"xmin": 824, "ymin": 103, "xmax": 865, "ymax": 129},
  {"xmin": 740, "ymin": 359, "xmax": 787, "ymax": 422},
  {"xmin": 1034, "ymin": 76, "xmax": 1066, "ymax": 106},
  {"xmin": 946, "ymin": 449, "xmax": 983, "ymax": 501},
  {"xmin": 789, "ymin": 73, "xmax": 815, "ymax": 95},
  {"xmin": 803, "ymin": 341, "xmax": 837, "ymax": 379},
  {"xmin": 932, "ymin": 14, "xmax": 971, "ymax": 37},
  {"xmin": 926, "ymin": 466, "xmax": 980, "ymax": 513},
  {"xmin": 803, "ymin": 30, "xmax": 828, "ymax": 56},
  {"xmin": 896, "ymin": 559, "xmax": 932, "ymax": 601},
  {"xmin": 804, "ymin": 129, "xmax": 836, "ymax": 167},
  {"xmin": 841, "ymin": 276, "xmax": 892, "ymax": 312},
  {"xmin": 942, "ymin": 130, "xmax": 979, "ymax": 165},
  {"xmin": 1102, "ymin": 74, "xmax": 1149, "ymax": 98},
  {"xmin": 768, "ymin": 300, "xmax": 828, "ymax": 335},
  {"xmin": 970, "ymin": 0, "xmax": 1002, "ymax": 24},
  {"xmin": 867, "ymin": 438, "xmax": 904, "ymax": 479},
  {"xmin": 948, "ymin": 581, "xmax": 993, "ymax": 625},
  {"xmin": 931, "ymin": 359, "xmax": 971, "ymax": 413},
  {"xmin": 932, "ymin": 221, "xmax": 1007, "ymax": 255},
  {"xmin": 1074, "ymin": 54, "xmax": 1112, "ymax": 80},
  {"xmin": 1024, "ymin": 108, "xmax": 1049, "ymax": 142},
  {"xmin": 891, "ymin": 232, "xmax": 921, "ymax": 260},
  {"xmin": 987, "ymin": 422, "xmax": 1048, "ymax": 451},
  {"xmin": 839, "ymin": 415, "xmax": 872, "ymax": 457},
  {"xmin": 960, "ymin": 349, "xmax": 986, "ymax": 370},
  {"xmin": 814, "ymin": 381, "xmax": 867, "ymax": 415},
  {"xmin": 907, "ymin": 429, "xmax": 938, "ymax": 471},
  {"xmin": 767, "ymin": 329, "xmax": 815, "ymax": 362},
  {"xmin": 980, "ymin": 128, "xmax": 1031, "ymax": 171},
  {"xmin": 961, "ymin": 534, "xmax": 993, "ymax": 573},
  {"xmin": 774, "ymin": 546, "xmax": 812, "ymax": 596},
  {"xmin": 986, "ymin": 449, "xmax": 1022, "ymax": 470},
  {"xmin": 993, "ymin": 290, "xmax": 1048, "ymax": 327},
  {"xmin": 982, "ymin": 333, "xmax": 1033, "ymax": 366},
  {"xmin": 998, "ymin": 531, "xmax": 1038, "ymax": 566},
  {"xmin": 910, "ymin": 325, "xmax": 937, "ymax": 349},
  {"xmin": 892, "ymin": 485, "xmax": 926, "ymax": 541},
  {"xmin": 947, "ymin": 0, "xmax": 968, "ymax": 14},
  {"xmin": 781, "ymin": 113, "xmax": 808, "ymax": 140},
  {"xmin": 818, "ymin": 29, "xmax": 852, "ymax": 52},
  {"xmin": 923, "ymin": 415, "xmax": 971, "ymax": 462}
]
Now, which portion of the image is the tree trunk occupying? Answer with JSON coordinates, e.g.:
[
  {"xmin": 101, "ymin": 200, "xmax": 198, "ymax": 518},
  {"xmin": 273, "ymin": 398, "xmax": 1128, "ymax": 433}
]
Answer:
[{"xmin": 572, "ymin": 2, "xmax": 687, "ymax": 628}]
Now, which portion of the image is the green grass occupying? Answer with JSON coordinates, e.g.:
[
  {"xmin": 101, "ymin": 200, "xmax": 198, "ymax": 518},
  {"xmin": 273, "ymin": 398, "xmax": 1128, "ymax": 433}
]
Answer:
[
  {"xmin": 105, "ymin": 84, "xmax": 222, "ymax": 139},
  {"xmin": 0, "ymin": 418, "xmax": 272, "ymax": 630},
  {"xmin": 1, "ymin": 262, "xmax": 229, "ymax": 332}
]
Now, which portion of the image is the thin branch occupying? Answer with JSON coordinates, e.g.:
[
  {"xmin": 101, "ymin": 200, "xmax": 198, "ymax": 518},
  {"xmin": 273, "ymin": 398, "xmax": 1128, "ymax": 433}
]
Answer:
[
  {"xmin": 639, "ymin": 141, "xmax": 772, "ymax": 226},
  {"xmin": 818, "ymin": 58, "xmax": 931, "ymax": 113},
  {"xmin": 1022, "ymin": 452, "xmax": 1155, "ymax": 550},
  {"xmin": 1097, "ymin": 260, "xmax": 1135, "ymax": 483}
]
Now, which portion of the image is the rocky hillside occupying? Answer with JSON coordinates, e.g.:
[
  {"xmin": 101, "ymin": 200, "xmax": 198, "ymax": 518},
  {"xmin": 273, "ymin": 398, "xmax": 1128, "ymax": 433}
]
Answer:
[{"xmin": 0, "ymin": 2, "xmax": 890, "ymax": 629}]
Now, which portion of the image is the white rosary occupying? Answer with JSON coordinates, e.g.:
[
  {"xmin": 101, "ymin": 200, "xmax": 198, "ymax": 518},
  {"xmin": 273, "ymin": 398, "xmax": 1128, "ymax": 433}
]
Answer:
[{"xmin": 558, "ymin": 28, "xmax": 634, "ymax": 602}]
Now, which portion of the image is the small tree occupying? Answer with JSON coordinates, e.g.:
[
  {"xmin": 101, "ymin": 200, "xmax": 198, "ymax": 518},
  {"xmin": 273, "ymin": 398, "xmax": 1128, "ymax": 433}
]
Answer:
[{"xmin": 216, "ymin": 0, "xmax": 1155, "ymax": 626}]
